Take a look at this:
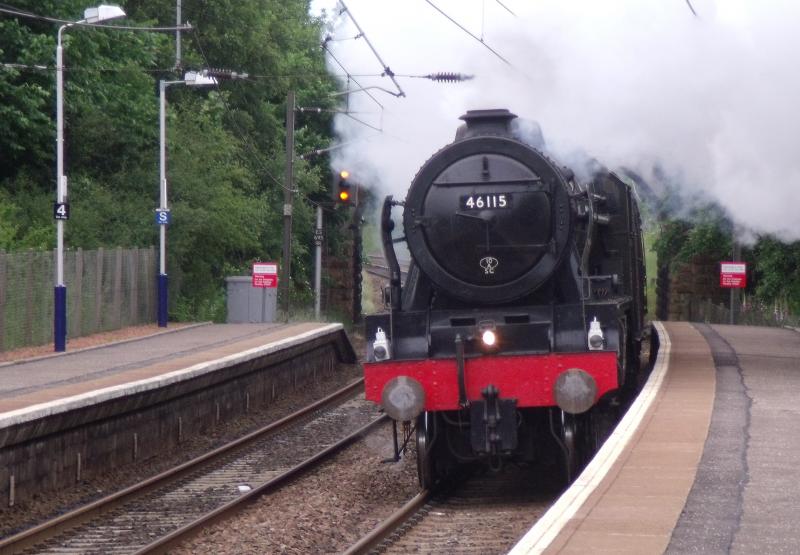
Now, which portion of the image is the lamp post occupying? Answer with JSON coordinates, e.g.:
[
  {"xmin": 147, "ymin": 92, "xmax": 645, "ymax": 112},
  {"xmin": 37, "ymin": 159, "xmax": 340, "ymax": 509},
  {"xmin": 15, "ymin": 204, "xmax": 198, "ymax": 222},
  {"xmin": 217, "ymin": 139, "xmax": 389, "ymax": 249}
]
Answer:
[
  {"xmin": 157, "ymin": 71, "xmax": 218, "ymax": 327},
  {"xmin": 54, "ymin": 4, "xmax": 126, "ymax": 352}
]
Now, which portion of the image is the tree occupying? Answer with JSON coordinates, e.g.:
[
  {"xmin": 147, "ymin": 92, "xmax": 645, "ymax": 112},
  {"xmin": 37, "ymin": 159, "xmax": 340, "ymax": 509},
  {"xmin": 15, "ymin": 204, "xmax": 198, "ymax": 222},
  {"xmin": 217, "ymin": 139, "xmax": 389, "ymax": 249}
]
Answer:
[
  {"xmin": 0, "ymin": 0, "xmax": 342, "ymax": 321},
  {"xmin": 753, "ymin": 237, "xmax": 800, "ymax": 314}
]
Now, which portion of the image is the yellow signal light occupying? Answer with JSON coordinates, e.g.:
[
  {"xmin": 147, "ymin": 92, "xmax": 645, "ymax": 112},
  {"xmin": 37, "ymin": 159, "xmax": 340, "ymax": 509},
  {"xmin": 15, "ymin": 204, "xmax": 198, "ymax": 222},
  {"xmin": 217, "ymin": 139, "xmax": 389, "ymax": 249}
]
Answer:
[
  {"xmin": 339, "ymin": 170, "xmax": 350, "ymax": 179},
  {"xmin": 339, "ymin": 190, "xmax": 350, "ymax": 201}
]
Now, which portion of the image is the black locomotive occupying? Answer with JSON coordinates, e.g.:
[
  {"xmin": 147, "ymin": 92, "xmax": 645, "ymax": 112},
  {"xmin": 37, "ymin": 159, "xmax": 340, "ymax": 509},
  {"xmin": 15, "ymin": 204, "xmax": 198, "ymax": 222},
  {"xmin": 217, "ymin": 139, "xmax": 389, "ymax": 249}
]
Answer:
[{"xmin": 364, "ymin": 109, "xmax": 646, "ymax": 488}]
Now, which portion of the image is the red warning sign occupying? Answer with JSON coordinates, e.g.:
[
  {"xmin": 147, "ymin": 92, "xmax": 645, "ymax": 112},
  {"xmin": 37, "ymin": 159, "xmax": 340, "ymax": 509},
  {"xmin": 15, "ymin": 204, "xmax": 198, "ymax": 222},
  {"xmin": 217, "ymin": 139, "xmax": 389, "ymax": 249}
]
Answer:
[
  {"xmin": 252, "ymin": 262, "xmax": 278, "ymax": 288},
  {"xmin": 720, "ymin": 262, "xmax": 747, "ymax": 288}
]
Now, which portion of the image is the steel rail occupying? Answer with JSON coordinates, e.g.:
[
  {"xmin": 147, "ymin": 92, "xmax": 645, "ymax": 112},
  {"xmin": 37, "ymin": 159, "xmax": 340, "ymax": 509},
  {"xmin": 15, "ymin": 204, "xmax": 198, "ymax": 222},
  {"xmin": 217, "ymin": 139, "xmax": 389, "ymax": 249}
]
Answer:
[
  {"xmin": 342, "ymin": 490, "xmax": 431, "ymax": 555},
  {"xmin": 364, "ymin": 262, "xmax": 407, "ymax": 282},
  {"xmin": 137, "ymin": 413, "xmax": 389, "ymax": 554},
  {"xmin": 0, "ymin": 378, "xmax": 366, "ymax": 555}
]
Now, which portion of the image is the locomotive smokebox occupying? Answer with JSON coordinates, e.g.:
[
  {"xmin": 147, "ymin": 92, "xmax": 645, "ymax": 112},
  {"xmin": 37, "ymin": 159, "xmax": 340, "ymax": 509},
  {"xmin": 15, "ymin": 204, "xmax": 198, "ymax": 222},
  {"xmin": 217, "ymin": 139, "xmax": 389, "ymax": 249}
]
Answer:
[{"xmin": 403, "ymin": 108, "xmax": 574, "ymax": 304}]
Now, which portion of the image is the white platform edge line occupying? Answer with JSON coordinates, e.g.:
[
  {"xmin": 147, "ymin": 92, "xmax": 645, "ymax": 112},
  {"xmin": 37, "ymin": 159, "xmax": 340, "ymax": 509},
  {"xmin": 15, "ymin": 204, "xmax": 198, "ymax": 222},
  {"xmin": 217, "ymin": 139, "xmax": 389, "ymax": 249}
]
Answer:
[
  {"xmin": 508, "ymin": 321, "xmax": 672, "ymax": 555},
  {"xmin": 0, "ymin": 323, "xmax": 343, "ymax": 429}
]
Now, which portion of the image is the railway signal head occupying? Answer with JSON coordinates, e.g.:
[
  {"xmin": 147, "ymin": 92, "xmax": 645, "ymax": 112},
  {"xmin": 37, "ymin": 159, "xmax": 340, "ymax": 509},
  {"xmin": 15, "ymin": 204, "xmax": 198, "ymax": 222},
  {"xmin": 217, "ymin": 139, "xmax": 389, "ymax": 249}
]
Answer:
[{"xmin": 336, "ymin": 170, "xmax": 352, "ymax": 205}]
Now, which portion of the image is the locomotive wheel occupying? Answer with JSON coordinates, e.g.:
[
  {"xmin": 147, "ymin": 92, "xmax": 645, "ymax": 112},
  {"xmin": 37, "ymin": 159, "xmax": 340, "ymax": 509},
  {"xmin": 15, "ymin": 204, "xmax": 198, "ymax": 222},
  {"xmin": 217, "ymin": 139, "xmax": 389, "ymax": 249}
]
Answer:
[
  {"xmin": 416, "ymin": 412, "xmax": 438, "ymax": 490},
  {"xmin": 561, "ymin": 411, "xmax": 580, "ymax": 484},
  {"xmin": 617, "ymin": 317, "xmax": 628, "ymax": 389}
]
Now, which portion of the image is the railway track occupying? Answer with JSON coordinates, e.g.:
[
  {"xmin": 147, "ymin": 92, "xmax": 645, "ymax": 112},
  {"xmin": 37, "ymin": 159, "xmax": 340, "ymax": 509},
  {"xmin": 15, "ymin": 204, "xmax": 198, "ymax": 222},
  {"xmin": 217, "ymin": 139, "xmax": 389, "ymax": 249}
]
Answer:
[
  {"xmin": 0, "ymin": 379, "xmax": 385, "ymax": 555},
  {"xmin": 345, "ymin": 465, "xmax": 556, "ymax": 555},
  {"xmin": 364, "ymin": 254, "xmax": 408, "ymax": 282}
]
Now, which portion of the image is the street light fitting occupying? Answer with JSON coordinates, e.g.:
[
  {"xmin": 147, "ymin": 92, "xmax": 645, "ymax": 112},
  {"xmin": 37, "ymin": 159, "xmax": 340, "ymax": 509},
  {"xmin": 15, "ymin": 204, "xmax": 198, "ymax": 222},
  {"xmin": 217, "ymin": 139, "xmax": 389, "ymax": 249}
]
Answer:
[
  {"xmin": 155, "ymin": 69, "xmax": 222, "ymax": 328},
  {"xmin": 53, "ymin": 2, "xmax": 127, "ymax": 353},
  {"xmin": 82, "ymin": 4, "xmax": 126, "ymax": 24}
]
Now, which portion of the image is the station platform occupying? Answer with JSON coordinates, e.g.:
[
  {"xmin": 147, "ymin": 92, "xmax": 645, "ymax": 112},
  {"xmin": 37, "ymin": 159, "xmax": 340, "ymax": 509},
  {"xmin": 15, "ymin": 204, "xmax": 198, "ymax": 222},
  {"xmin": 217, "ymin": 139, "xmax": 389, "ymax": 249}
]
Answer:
[
  {"xmin": 511, "ymin": 321, "xmax": 800, "ymax": 554},
  {"xmin": 0, "ymin": 322, "xmax": 355, "ymax": 505}
]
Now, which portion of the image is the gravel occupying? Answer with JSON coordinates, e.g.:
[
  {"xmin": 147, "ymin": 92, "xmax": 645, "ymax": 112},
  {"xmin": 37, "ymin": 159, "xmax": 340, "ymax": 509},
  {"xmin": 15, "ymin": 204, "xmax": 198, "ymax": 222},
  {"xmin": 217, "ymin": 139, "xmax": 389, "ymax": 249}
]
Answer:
[
  {"xmin": 0, "ymin": 280, "xmax": 423, "ymax": 551},
  {"xmin": 174, "ymin": 422, "xmax": 419, "ymax": 554},
  {"xmin": 0, "ymin": 355, "xmax": 364, "ymax": 539}
]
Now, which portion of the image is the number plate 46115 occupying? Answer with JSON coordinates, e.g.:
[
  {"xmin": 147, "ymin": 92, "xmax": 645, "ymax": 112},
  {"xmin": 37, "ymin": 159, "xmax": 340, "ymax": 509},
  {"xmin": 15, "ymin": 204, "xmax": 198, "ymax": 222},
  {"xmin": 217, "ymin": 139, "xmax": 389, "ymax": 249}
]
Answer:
[{"xmin": 460, "ymin": 193, "xmax": 512, "ymax": 210}]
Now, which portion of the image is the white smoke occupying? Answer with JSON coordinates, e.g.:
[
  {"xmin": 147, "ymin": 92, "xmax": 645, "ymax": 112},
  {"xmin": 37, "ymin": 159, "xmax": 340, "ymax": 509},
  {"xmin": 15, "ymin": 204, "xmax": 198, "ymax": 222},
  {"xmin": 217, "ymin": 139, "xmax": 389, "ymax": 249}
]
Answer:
[{"xmin": 315, "ymin": 0, "xmax": 800, "ymax": 239}]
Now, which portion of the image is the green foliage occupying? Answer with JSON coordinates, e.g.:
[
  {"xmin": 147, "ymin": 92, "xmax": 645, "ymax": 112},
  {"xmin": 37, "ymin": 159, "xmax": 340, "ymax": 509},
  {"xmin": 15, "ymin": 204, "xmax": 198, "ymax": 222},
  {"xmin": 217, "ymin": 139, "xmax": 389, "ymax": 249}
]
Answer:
[
  {"xmin": 752, "ymin": 237, "xmax": 800, "ymax": 313},
  {"xmin": 0, "ymin": 18, "xmax": 54, "ymax": 179},
  {"xmin": 653, "ymin": 208, "xmax": 732, "ymax": 270},
  {"xmin": 0, "ymin": 0, "xmax": 342, "ymax": 322}
]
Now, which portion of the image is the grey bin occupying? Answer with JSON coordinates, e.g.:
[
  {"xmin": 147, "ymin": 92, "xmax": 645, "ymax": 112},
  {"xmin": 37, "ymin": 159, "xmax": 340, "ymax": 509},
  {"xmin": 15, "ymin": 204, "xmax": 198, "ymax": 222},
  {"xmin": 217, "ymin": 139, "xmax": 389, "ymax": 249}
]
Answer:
[{"xmin": 225, "ymin": 276, "xmax": 277, "ymax": 323}]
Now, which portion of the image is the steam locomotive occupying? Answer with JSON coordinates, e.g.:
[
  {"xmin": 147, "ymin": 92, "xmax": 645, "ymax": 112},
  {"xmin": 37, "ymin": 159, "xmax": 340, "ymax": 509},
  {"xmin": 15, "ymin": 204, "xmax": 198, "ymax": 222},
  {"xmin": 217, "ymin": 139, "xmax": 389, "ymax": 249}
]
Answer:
[{"xmin": 363, "ymin": 109, "xmax": 646, "ymax": 488}]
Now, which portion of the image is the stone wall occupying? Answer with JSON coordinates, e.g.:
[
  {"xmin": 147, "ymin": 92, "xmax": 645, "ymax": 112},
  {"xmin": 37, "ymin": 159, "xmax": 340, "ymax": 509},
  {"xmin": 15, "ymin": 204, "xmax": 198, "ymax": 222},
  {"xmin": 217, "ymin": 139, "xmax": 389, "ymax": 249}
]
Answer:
[
  {"xmin": 323, "ymin": 224, "xmax": 362, "ymax": 322},
  {"xmin": 657, "ymin": 255, "xmax": 728, "ymax": 321},
  {"xmin": 0, "ymin": 334, "xmax": 349, "ymax": 506}
]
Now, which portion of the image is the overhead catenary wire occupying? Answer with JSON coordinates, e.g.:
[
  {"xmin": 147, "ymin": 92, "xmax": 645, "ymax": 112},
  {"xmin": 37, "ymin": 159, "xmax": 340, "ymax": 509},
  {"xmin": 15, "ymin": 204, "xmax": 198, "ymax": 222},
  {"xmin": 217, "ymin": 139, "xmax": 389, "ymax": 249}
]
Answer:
[
  {"xmin": 0, "ymin": 5, "xmax": 191, "ymax": 32},
  {"xmin": 0, "ymin": 62, "xmax": 198, "ymax": 74},
  {"xmin": 190, "ymin": 29, "xmax": 294, "ymax": 195},
  {"xmin": 322, "ymin": 41, "xmax": 384, "ymax": 110},
  {"xmin": 190, "ymin": 27, "xmax": 339, "ymax": 213},
  {"xmin": 0, "ymin": 61, "xmax": 439, "ymax": 80},
  {"xmin": 1, "ymin": 61, "xmax": 49, "ymax": 71},
  {"xmin": 337, "ymin": 0, "xmax": 405, "ymax": 97},
  {"xmin": 322, "ymin": 32, "xmax": 363, "ymax": 42},
  {"xmin": 494, "ymin": 0, "xmax": 516, "ymax": 17},
  {"xmin": 423, "ymin": 0, "xmax": 512, "ymax": 67},
  {"xmin": 1, "ymin": 5, "xmax": 367, "ymax": 212}
]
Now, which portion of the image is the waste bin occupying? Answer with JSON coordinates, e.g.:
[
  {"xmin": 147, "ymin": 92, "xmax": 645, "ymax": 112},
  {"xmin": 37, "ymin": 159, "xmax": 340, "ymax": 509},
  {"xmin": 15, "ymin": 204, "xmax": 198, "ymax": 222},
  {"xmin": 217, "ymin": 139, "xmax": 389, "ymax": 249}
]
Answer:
[{"xmin": 225, "ymin": 276, "xmax": 277, "ymax": 323}]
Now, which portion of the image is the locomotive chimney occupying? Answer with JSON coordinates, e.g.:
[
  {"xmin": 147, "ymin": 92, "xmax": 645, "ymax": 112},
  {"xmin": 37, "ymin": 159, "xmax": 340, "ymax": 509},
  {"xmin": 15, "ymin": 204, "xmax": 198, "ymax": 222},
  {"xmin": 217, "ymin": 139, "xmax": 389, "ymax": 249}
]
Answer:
[{"xmin": 455, "ymin": 109, "xmax": 517, "ymax": 140}]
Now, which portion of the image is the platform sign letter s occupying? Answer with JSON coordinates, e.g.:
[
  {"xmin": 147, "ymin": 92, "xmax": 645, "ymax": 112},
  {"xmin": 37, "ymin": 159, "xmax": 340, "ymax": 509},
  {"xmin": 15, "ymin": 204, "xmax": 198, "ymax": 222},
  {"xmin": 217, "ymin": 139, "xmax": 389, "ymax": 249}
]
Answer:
[{"xmin": 155, "ymin": 209, "xmax": 171, "ymax": 225}]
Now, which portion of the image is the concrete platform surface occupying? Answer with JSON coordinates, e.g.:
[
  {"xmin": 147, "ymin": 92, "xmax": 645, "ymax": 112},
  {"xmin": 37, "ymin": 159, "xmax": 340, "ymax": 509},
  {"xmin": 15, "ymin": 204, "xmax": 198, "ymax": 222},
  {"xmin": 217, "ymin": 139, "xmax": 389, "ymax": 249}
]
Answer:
[
  {"xmin": 512, "ymin": 322, "xmax": 800, "ymax": 554},
  {"xmin": 669, "ymin": 324, "xmax": 800, "ymax": 554},
  {"xmin": 0, "ymin": 322, "xmax": 348, "ymax": 425}
]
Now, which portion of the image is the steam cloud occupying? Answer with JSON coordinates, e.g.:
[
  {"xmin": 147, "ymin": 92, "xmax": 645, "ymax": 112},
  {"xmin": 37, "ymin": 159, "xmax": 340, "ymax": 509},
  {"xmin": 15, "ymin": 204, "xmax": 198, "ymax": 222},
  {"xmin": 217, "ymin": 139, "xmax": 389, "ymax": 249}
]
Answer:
[{"xmin": 317, "ymin": 0, "xmax": 800, "ymax": 239}]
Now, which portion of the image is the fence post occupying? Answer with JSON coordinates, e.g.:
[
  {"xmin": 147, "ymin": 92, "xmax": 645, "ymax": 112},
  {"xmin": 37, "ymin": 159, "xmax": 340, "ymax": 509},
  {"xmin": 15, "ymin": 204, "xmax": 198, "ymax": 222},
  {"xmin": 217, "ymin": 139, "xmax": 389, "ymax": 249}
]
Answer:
[
  {"xmin": 73, "ymin": 248, "xmax": 83, "ymax": 337},
  {"xmin": 129, "ymin": 249, "xmax": 138, "ymax": 325},
  {"xmin": 0, "ymin": 251, "xmax": 5, "ymax": 352},
  {"xmin": 24, "ymin": 250, "xmax": 34, "ymax": 345},
  {"xmin": 113, "ymin": 247, "xmax": 123, "ymax": 328},
  {"xmin": 146, "ymin": 246, "xmax": 155, "ymax": 322},
  {"xmin": 94, "ymin": 248, "xmax": 104, "ymax": 331}
]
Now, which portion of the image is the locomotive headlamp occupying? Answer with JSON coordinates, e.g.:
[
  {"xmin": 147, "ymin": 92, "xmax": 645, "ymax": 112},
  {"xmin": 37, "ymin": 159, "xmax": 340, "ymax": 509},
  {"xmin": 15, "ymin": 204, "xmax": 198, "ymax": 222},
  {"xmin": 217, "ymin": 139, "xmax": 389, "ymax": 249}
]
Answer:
[
  {"xmin": 372, "ymin": 327, "xmax": 391, "ymax": 361},
  {"xmin": 481, "ymin": 329, "xmax": 497, "ymax": 347},
  {"xmin": 587, "ymin": 317, "xmax": 604, "ymax": 350},
  {"xmin": 381, "ymin": 376, "xmax": 426, "ymax": 421},
  {"xmin": 478, "ymin": 320, "xmax": 498, "ymax": 350}
]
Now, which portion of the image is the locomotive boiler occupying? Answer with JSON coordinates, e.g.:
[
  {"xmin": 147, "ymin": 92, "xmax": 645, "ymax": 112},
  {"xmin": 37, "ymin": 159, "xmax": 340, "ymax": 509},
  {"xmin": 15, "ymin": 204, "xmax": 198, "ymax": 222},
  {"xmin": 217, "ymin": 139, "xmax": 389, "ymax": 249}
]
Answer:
[{"xmin": 363, "ymin": 109, "xmax": 646, "ymax": 488}]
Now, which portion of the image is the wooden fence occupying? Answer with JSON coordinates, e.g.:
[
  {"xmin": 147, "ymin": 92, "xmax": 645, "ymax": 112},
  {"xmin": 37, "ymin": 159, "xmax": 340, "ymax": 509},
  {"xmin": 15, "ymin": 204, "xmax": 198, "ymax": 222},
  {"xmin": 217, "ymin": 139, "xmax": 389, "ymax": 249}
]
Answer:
[
  {"xmin": 0, "ymin": 247, "xmax": 156, "ymax": 352},
  {"xmin": 687, "ymin": 298, "xmax": 799, "ymax": 328}
]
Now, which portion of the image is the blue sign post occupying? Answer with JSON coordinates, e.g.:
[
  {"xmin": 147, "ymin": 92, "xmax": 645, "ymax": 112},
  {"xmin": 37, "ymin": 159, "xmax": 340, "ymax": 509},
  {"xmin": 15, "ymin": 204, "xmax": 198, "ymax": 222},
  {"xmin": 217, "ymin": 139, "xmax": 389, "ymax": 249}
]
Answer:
[{"xmin": 155, "ymin": 209, "xmax": 171, "ymax": 327}]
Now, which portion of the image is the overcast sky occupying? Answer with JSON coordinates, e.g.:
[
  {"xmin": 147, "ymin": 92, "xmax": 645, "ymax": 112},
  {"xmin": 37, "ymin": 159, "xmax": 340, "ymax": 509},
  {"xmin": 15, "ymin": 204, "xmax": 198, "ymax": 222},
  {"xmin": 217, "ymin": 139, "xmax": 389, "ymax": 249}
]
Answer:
[{"xmin": 312, "ymin": 1, "xmax": 800, "ymax": 241}]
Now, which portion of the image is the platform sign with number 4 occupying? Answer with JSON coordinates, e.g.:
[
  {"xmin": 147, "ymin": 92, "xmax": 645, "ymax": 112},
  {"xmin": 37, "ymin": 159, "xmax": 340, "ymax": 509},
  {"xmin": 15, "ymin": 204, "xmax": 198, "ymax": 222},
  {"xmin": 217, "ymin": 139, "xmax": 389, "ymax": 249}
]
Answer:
[{"xmin": 53, "ymin": 202, "xmax": 70, "ymax": 220}]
